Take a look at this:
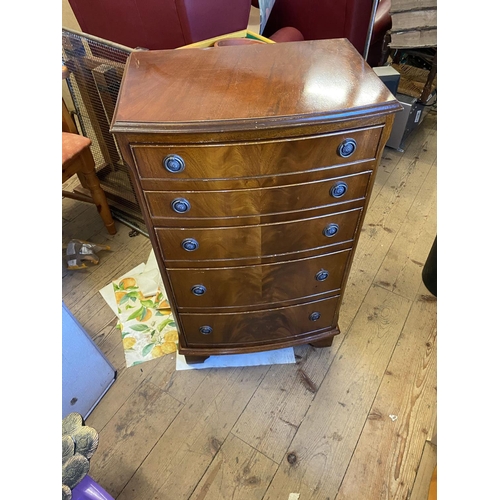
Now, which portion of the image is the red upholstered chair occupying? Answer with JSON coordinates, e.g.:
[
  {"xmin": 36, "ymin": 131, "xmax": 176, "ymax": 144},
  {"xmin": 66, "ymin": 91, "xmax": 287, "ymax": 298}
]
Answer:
[
  {"xmin": 257, "ymin": 0, "xmax": 392, "ymax": 66},
  {"xmin": 67, "ymin": 0, "xmax": 303, "ymax": 49},
  {"xmin": 68, "ymin": 0, "xmax": 251, "ymax": 50}
]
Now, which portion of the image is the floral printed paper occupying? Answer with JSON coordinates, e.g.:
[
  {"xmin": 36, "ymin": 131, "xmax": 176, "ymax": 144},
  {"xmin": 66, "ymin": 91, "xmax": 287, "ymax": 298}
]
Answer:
[{"xmin": 113, "ymin": 275, "xmax": 178, "ymax": 367}]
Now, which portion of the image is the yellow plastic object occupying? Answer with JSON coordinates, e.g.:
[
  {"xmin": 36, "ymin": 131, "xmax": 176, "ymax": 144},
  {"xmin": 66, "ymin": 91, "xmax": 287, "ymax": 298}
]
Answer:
[{"xmin": 178, "ymin": 29, "xmax": 274, "ymax": 49}]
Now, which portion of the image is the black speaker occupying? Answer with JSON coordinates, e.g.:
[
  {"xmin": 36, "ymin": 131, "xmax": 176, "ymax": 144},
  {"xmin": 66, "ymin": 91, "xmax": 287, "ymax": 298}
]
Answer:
[{"xmin": 422, "ymin": 236, "xmax": 437, "ymax": 297}]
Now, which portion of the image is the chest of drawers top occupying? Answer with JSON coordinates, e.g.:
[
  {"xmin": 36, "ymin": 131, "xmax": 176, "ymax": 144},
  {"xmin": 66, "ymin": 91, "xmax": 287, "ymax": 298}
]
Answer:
[{"xmin": 111, "ymin": 39, "xmax": 400, "ymax": 138}]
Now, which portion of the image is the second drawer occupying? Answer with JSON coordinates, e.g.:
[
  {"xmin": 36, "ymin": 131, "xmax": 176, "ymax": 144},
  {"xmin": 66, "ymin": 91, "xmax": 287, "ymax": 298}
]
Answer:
[
  {"xmin": 169, "ymin": 248, "xmax": 351, "ymax": 309},
  {"xmin": 145, "ymin": 171, "xmax": 371, "ymax": 220}
]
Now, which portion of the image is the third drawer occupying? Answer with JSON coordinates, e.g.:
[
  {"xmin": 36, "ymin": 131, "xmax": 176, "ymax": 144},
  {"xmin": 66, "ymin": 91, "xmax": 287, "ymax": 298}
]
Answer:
[{"xmin": 156, "ymin": 206, "xmax": 363, "ymax": 266}]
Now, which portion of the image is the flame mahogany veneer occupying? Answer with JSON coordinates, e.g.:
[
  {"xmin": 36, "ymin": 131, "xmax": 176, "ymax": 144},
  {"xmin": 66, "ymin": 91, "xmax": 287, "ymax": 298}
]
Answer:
[{"xmin": 111, "ymin": 39, "xmax": 401, "ymax": 364}]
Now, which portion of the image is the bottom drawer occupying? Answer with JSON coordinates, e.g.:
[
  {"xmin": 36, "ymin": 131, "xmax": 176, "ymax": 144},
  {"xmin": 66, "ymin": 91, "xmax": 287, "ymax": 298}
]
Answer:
[{"xmin": 179, "ymin": 295, "xmax": 339, "ymax": 347}]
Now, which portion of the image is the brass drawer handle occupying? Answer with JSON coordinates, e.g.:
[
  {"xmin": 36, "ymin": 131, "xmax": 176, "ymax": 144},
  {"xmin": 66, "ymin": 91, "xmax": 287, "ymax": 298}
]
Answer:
[
  {"xmin": 199, "ymin": 325, "xmax": 213, "ymax": 335},
  {"xmin": 191, "ymin": 285, "xmax": 207, "ymax": 296},
  {"xmin": 181, "ymin": 238, "xmax": 199, "ymax": 251},
  {"xmin": 337, "ymin": 138, "xmax": 357, "ymax": 158},
  {"xmin": 315, "ymin": 270, "xmax": 329, "ymax": 281},
  {"xmin": 330, "ymin": 181, "xmax": 348, "ymax": 198},
  {"xmin": 163, "ymin": 154, "xmax": 185, "ymax": 173},
  {"xmin": 309, "ymin": 312, "xmax": 321, "ymax": 321},
  {"xmin": 171, "ymin": 198, "xmax": 191, "ymax": 213},
  {"xmin": 323, "ymin": 223, "xmax": 339, "ymax": 237}
]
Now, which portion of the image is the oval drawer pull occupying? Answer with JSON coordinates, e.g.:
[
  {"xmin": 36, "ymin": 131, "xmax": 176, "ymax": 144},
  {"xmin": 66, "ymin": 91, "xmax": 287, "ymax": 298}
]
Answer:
[
  {"xmin": 323, "ymin": 223, "xmax": 339, "ymax": 237},
  {"xmin": 315, "ymin": 270, "xmax": 329, "ymax": 281},
  {"xmin": 309, "ymin": 311, "xmax": 321, "ymax": 321},
  {"xmin": 191, "ymin": 285, "xmax": 207, "ymax": 296},
  {"xmin": 163, "ymin": 154, "xmax": 185, "ymax": 173},
  {"xmin": 171, "ymin": 198, "xmax": 191, "ymax": 213},
  {"xmin": 181, "ymin": 238, "xmax": 199, "ymax": 251},
  {"xmin": 199, "ymin": 325, "xmax": 213, "ymax": 335},
  {"xmin": 337, "ymin": 138, "xmax": 357, "ymax": 158},
  {"xmin": 330, "ymin": 181, "xmax": 348, "ymax": 198}
]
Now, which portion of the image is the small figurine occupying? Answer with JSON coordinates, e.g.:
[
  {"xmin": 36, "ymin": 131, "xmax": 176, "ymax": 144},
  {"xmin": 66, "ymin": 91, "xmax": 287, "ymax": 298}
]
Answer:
[{"xmin": 64, "ymin": 239, "xmax": 111, "ymax": 270}]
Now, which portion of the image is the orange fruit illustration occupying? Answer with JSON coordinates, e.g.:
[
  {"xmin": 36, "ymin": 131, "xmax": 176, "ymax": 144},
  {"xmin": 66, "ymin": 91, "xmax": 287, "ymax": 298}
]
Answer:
[
  {"xmin": 137, "ymin": 308, "xmax": 153, "ymax": 322},
  {"xmin": 120, "ymin": 277, "xmax": 136, "ymax": 289},
  {"xmin": 157, "ymin": 308, "xmax": 172, "ymax": 316}
]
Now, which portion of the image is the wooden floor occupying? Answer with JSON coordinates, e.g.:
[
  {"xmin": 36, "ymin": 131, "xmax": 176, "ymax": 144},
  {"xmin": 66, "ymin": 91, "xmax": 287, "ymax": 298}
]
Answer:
[{"xmin": 62, "ymin": 109, "xmax": 437, "ymax": 500}]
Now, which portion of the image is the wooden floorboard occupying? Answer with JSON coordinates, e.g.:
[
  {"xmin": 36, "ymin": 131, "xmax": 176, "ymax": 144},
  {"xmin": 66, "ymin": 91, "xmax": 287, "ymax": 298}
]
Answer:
[
  {"xmin": 63, "ymin": 110, "xmax": 437, "ymax": 500},
  {"xmin": 335, "ymin": 281, "xmax": 437, "ymax": 500},
  {"xmin": 231, "ymin": 343, "xmax": 336, "ymax": 464},
  {"xmin": 262, "ymin": 285, "xmax": 413, "ymax": 500},
  {"xmin": 190, "ymin": 433, "xmax": 279, "ymax": 500}
]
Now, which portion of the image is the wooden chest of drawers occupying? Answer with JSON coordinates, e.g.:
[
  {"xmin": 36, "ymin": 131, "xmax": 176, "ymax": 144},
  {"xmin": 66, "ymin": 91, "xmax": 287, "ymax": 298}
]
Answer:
[{"xmin": 111, "ymin": 39, "xmax": 401, "ymax": 363}]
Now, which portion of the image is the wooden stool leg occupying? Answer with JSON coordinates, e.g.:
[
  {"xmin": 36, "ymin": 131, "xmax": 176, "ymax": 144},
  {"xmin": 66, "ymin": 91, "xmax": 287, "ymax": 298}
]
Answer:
[{"xmin": 79, "ymin": 147, "xmax": 117, "ymax": 235}]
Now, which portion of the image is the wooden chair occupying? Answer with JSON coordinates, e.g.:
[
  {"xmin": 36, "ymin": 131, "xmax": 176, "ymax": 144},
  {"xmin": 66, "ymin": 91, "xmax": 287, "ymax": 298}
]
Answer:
[
  {"xmin": 63, "ymin": 65, "xmax": 116, "ymax": 235},
  {"xmin": 62, "ymin": 131, "xmax": 117, "ymax": 235}
]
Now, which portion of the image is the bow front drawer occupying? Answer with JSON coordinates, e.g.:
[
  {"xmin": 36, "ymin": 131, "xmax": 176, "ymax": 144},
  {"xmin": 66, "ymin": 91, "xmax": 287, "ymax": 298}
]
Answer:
[
  {"xmin": 145, "ymin": 171, "xmax": 371, "ymax": 220},
  {"xmin": 131, "ymin": 126, "xmax": 383, "ymax": 180},
  {"xmin": 169, "ymin": 248, "xmax": 351, "ymax": 310},
  {"xmin": 156, "ymin": 207, "xmax": 362, "ymax": 265},
  {"xmin": 179, "ymin": 295, "xmax": 340, "ymax": 347}
]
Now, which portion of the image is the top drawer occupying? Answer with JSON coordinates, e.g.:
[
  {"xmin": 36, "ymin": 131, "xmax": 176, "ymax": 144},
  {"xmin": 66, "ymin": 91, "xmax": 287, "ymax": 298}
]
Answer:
[{"xmin": 131, "ymin": 126, "xmax": 383, "ymax": 181}]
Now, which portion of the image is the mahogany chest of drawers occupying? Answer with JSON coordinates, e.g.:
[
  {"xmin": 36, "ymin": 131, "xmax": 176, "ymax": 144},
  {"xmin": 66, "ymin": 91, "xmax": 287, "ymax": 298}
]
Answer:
[{"xmin": 111, "ymin": 39, "xmax": 401, "ymax": 363}]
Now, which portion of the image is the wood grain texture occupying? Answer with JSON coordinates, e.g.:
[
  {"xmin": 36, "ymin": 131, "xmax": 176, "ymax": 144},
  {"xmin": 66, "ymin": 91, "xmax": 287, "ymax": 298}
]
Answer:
[
  {"xmin": 262, "ymin": 285, "xmax": 412, "ymax": 500},
  {"xmin": 132, "ymin": 126, "xmax": 381, "ymax": 181},
  {"xmin": 190, "ymin": 433, "xmax": 278, "ymax": 500},
  {"xmin": 179, "ymin": 295, "xmax": 340, "ymax": 348},
  {"xmin": 391, "ymin": 9, "xmax": 437, "ymax": 32},
  {"xmin": 373, "ymin": 155, "xmax": 437, "ymax": 300},
  {"xmin": 232, "ymin": 343, "xmax": 336, "ymax": 463},
  {"xmin": 144, "ymin": 171, "xmax": 372, "ymax": 220},
  {"xmin": 139, "ymin": 158, "xmax": 375, "ymax": 192},
  {"xmin": 390, "ymin": 0, "xmax": 437, "ymax": 13},
  {"xmin": 86, "ymin": 381, "xmax": 183, "ymax": 497},
  {"xmin": 338, "ymin": 112, "xmax": 437, "ymax": 333},
  {"xmin": 169, "ymin": 249, "xmax": 351, "ymax": 310},
  {"xmin": 335, "ymin": 282, "xmax": 437, "ymax": 500},
  {"xmin": 111, "ymin": 39, "xmax": 400, "ymax": 133},
  {"xmin": 156, "ymin": 207, "xmax": 362, "ymax": 264},
  {"xmin": 85, "ymin": 343, "xmax": 166, "ymax": 432},
  {"xmin": 116, "ymin": 366, "xmax": 269, "ymax": 500},
  {"xmin": 389, "ymin": 29, "xmax": 437, "ymax": 49}
]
